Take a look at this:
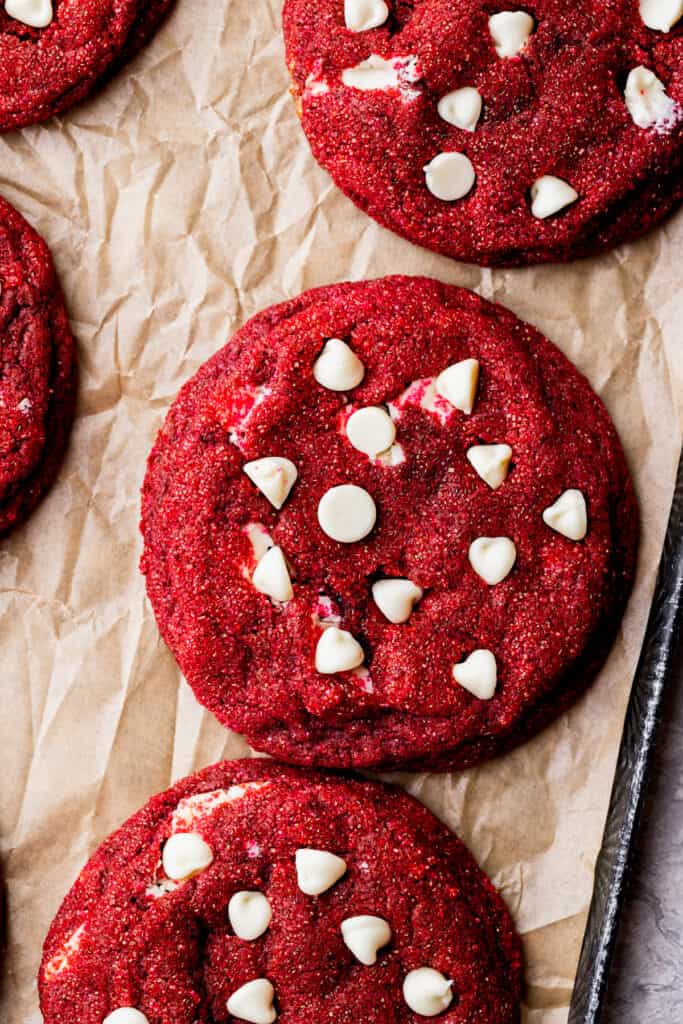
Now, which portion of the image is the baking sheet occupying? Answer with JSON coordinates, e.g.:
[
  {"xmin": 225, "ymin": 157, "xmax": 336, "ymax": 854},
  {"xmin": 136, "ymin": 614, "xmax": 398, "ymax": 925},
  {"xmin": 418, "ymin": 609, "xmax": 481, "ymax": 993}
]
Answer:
[
  {"xmin": 0, "ymin": 1, "xmax": 681, "ymax": 1021},
  {"xmin": 568, "ymin": 449, "xmax": 683, "ymax": 1024}
]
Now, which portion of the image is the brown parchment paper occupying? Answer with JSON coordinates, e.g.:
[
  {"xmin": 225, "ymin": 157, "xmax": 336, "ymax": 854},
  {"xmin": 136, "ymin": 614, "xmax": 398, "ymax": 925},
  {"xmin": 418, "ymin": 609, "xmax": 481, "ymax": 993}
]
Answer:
[{"xmin": 0, "ymin": 2, "xmax": 681, "ymax": 1021}]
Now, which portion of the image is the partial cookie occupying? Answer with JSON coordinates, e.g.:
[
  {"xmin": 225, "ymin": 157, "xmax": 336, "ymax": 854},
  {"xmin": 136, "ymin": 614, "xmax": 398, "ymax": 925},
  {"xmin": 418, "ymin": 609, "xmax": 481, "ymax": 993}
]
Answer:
[
  {"xmin": 0, "ymin": 196, "xmax": 76, "ymax": 537},
  {"xmin": 283, "ymin": 1, "xmax": 683, "ymax": 266},
  {"xmin": 140, "ymin": 276, "xmax": 637, "ymax": 771},
  {"xmin": 0, "ymin": 0, "xmax": 175, "ymax": 133},
  {"xmin": 39, "ymin": 760, "xmax": 522, "ymax": 1023}
]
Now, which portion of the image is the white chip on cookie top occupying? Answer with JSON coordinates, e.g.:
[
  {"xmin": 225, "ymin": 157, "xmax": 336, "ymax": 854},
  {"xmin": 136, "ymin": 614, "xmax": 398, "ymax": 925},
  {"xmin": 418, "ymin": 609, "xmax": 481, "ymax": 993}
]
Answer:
[
  {"xmin": 103, "ymin": 1011, "xmax": 150, "ymax": 1024},
  {"xmin": 453, "ymin": 649, "xmax": 498, "ymax": 700},
  {"xmin": 639, "ymin": 0, "xmax": 683, "ymax": 31},
  {"xmin": 437, "ymin": 87, "xmax": 483, "ymax": 132},
  {"xmin": 244, "ymin": 457, "xmax": 298, "ymax": 509},
  {"xmin": 530, "ymin": 176, "xmax": 578, "ymax": 219},
  {"xmin": 252, "ymin": 546, "xmax": 294, "ymax": 603},
  {"xmin": 469, "ymin": 537, "xmax": 517, "ymax": 585},
  {"xmin": 346, "ymin": 406, "xmax": 396, "ymax": 457},
  {"xmin": 227, "ymin": 979, "xmax": 277, "ymax": 1024},
  {"xmin": 542, "ymin": 489, "xmax": 588, "ymax": 540},
  {"xmin": 467, "ymin": 444, "xmax": 512, "ymax": 490},
  {"xmin": 488, "ymin": 11, "xmax": 534, "ymax": 58},
  {"xmin": 341, "ymin": 54, "xmax": 420, "ymax": 97},
  {"xmin": 341, "ymin": 915, "xmax": 392, "ymax": 964},
  {"xmin": 170, "ymin": 783, "xmax": 271, "ymax": 831},
  {"xmin": 625, "ymin": 67, "xmax": 679, "ymax": 131},
  {"xmin": 318, "ymin": 484, "xmax": 377, "ymax": 542},
  {"xmin": 372, "ymin": 579, "xmax": 423, "ymax": 623},
  {"xmin": 424, "ymin": 152, "xmax": 476, "ymax": 201},
  {"xmin": 296, "ymin": 848, "xmax": 348, "ymax": 894},
  {"xmin": 344, "ymin": 0, "xmax": 389, "ymax": 32},
  {"xmin": 229, "ymin": 891, "xmax": 273, "ymax": 941},
  {"xmin": 403, "ymin": 968, "xmax": 454, "ymax": 1017},
  {"xmin": 435, "ymin": 358, "xmax": 480, "ymax": 414},
  {"xmin": 162, "ymin": 832, "xmax": 214, "ymax": 881},
  {"xmin": 314, "ymin": 338, "xmax": 365, "ymax": 391},
  {"xmin": 5, "ymin": 0, "xmax": 53, "ymax": 28},
  {"xmin": 315, "ymin": 626, "xmax": 365, "ymax": 673}
]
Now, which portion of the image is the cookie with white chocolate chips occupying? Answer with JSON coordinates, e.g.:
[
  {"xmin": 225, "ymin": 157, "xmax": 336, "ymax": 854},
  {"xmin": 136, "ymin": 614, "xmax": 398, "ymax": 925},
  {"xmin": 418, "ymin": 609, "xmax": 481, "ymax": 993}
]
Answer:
[
  {"xmin": 0, "ymin": 195, "xmax": 76, "ymax": 536},
  {"xmin": 0, "ymin": 0, "xmax": 174, "ymax": 133},
  {"xmin": 140, "ymin": 276, "xmax": 637, "ymax": 771},
  {"xmin": 283, "ymin": 0, "xmax": 683, "ymax": 265},
  {"xmin": 39, "ymin": 760, "xmax": 522, "ymax": 1024}
]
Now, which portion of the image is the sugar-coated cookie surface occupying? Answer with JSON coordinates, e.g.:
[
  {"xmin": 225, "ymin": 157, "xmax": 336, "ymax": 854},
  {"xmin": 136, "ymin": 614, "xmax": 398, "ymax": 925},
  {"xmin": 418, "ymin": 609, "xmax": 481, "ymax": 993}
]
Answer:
[
  {"xmin": 0, "ymin": 0, "xmax": 174, "ymax": 132},
  {"xmin": 0, "ymin": 195, "xmax": 76, "ymax": 536},
  {"xmin": 283, "ymin": 0, "xmax": 683, "ymax": 265},
  {"xmin": 140, "ymin": 277, "xmax": 637, "ymax": 770},
  {"xmin": 39, "ymin": 760, "xmax": 522, "ymax": 1023}
]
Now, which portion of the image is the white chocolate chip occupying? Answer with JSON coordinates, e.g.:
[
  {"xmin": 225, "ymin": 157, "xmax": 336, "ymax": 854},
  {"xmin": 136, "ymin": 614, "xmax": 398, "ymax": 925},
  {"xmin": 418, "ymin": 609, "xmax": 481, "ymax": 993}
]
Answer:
[
  {"xmin": 530, "ymin": 175, "xmax": 578, "ymax": 219},
  {"xmin": 625, "ymin": 66, "xmax": 678, "ymax": 129},
  {"xmin": 243, "ymin": 457, "xmax": 298, "ymax": 510},
  {"xmin": 346, "ymin": 407, "xmax": 396, "ymax": 457},
  {"xmin": 344, "ymin": 0, "xmax": 389, "ymax": 32},
  {"xmin": 437, "ymin": 87, "xmax": 483, "ymax": 131},
  {"xmin": 313, "ymin": 338, "xmax": 365, "ymax": 391},
  {"xmin": 468, "ymin": 537, "xmax": 517, "ymax": 585},
  {"xmin": 453, "ymin": 649, "xmax": 498, "ymax": 700},
  {"xmin": 295, "ymin": 848, "xmax": 348, "ymax": 895},
  {"xmin": 341, "ymin": 54, "xmax": 420, "ymax": 95},
  {"xmin": 252, "ymin": 546, "xmax": 294, "ymax": 603},
  {"xmin": 488, "ymin": 11, "xmax": 534, "ymax": 57},
  {"xmin": 162, "ymin": 833, "xmax": 214, "ymax": 881},
  {"xmin": 341, "ymin": 915, "xmax": 392, "ymax": 965},
  {"xmin": 315, "ymin": 627, "xmax": 365, "ymax": 673},
  {"xmin": 639, "ymin": 0, "xmax": 683, "ymax": 31},
  {"xmin": 467, "ymin": 444, "xmax": 512, "ymax": 490},
  {"xmin": 372, "ymin": 579, "xmax": 423, "ymax": 623},
  {"xmin": 542, "ymin": 489, "xmax": 588, "ymax": 541},
  {"xmin": 318, "ymin": 484, "xmax": 377, "ymax": 543},
  {"xmin": 5, "ymin": 0, "xmax": 53, "ymax": 28},
  {"xmin": 403, "ymin": 968, "xmax": 454, "ymax": 1017},
  {"xmin": 229, "ymin": 891, "xmax": 273, "ymax": 941},
  {"xmin": 424, "ymin": 152, "xmax": 476, "ymax": 201},
  {"xmin": 435, "ymin": 358, "xmax": 480, "ymax": 414},
  {"xmin": 103, "ymin": 1012, "xmax": 149, "ymax": 1024},
  {"xmin": 226, "ymin": 979, "xmax": 277, "ymax": 1024}
]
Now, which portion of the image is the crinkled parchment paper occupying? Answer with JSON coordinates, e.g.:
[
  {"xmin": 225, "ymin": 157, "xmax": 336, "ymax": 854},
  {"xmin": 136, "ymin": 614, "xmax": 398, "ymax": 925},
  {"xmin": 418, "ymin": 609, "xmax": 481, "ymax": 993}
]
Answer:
[{"xmin": 0, "ymin": 2, "xmax": 681, "ymax": 1021}]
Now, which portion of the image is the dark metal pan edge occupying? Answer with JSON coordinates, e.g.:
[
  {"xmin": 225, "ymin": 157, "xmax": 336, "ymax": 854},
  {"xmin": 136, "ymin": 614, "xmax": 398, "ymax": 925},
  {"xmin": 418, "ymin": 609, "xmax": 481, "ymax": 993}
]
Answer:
[{"xmin": 568, "ymin": 446, "xmax": 683, "ymax": 1024}]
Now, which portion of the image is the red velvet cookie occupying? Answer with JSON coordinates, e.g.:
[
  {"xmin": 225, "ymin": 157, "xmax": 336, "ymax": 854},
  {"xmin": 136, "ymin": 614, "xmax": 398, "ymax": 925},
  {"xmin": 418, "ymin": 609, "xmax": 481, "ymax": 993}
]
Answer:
[
  {"xmin": 283, "ymin": 0, "xmax": 683, "ymax": 266},
  {"xmin": 140, "ymin": 276, "xmax": 637, "ymax": 771},
  {"xmin": 39, "ymin": 759, "xmax": 522, "ymax": 1024},
  {"xmin": 0, "ymin": 196, "xmax": 76, "ymax": 537},
  {"xmin": 0, "ymin": 0, "xmax": 174, "ymax": 133}
]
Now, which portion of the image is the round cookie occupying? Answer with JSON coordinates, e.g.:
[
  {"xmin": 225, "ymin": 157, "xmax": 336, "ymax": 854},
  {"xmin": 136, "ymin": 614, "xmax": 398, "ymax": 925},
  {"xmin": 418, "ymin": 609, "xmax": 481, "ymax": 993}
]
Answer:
[
  {"xmin": 0, "ymin": 196, "xmax": 76, "ymax": 537},
  {"xmin": 141, "ymin": 276, "xmax": 638, "ymax": 771},
  {"xmin": 283, "ymin": 0, "xmax": 683, "ymax": 266},
  {"xmin": 0, "ymin": 0, "xmax": 175, "ymax": 133},
  {"xmin": 39, "ymin": 759, "xmax": 522, "ymax": 1023}
]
